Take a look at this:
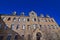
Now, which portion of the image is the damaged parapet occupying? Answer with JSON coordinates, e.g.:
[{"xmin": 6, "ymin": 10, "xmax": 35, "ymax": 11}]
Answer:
[
  {"xmin": 12, "ymin": 11, "xmax": 17, "ymax": 15},
  {"xmin": 20, "ymin": 12, "xmax": 25, "ymax": 16},
  {"xmin": 40, "ymin": 14, "xmax": 44, "ymax": 17},
  {"xmin": 46, "ymin": 14, "xmax": 50, "ymax": 18}
]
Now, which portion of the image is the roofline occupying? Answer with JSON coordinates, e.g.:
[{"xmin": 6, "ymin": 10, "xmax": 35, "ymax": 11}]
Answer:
[{"xmin": 0, "ymin": 15, "xmax": 52, "ymax": 18}]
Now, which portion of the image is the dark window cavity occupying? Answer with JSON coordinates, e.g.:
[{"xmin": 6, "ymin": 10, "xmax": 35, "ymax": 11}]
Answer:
[
  {"xmin": 16, "ymin": 25, "xmax": 19, "ymax": 30},
  {"xmin": 27, "ymin": 18, "xmax": 29, "ymax": 22},
  {"xmin": 14, "ymin": 35, "xmax": 18, "ymax": 40},
  {"xmin": 34, "ymin": 18, "xmax": 36, "ymax": 21},
  {"xmin": 8, "ymin": 17, "xmax": 11, "ymax": 21}
]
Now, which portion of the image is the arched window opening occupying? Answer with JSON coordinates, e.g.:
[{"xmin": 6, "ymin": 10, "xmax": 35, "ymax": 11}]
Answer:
[
  {"xmin": 16, "ymin": 25, "xmax": 19, "ymax": 30},
  {"xmin": 36, "ymin": 32, "xmax": 42, "ymax": 40},
  {"xmin": 7, "ymin": 17, "xmax": 11, "ymax": 21},
  {"xmin": 11, "ymin": 24, "xmax": 14, "ymax": 30},
  {"xmin": 32, "ymin": 18, "xmax": 36, "ymax": 22},
  {"xmin": 33, "ymin": 24, "xmax": 37, "ymax": 29},
  {"xmin": 14, "ymin": 35, "xmax": 18, "ymax": 40},
  {"xmin": 22, "ymin": 25, "xmax": 25, "ymax": 30},
  {"xmin": 27, "ymin": 25, "xmax": 30, "ymax": 30},
  {"xmin": 40, "ymin": 25, "xmax": 42, "ymax": 30},
  {"xmin": 13, "ymin": 17, "xmax": 16, "ymax": 21},
  {"xmin": 48, "ymin": 19, "xmax": 50, "ymax": 22},
  {"xmin": 18, "ymin": 18, "xmax": 20, "ymax": 22},
  {"xmin": 7, "ymin": 35, "xmax": 11, "ymax": 40},
  {"xmin": 34, "ymin": 18, "xmax": 36, "ymax": 21},
  {"xmin": 27, "ymin": 18, "xmax": 29, "ymax": 22},
  {"xmin": 21, "ymin": 35, "xmax": 24, "ymax": 40},
  {"xmin": 51, "ymin": 19, "xmax": 54, "ymax": 22},
  {"xmin": 22, "ymin": 18, "xmax": 26, "ymax": 22}
]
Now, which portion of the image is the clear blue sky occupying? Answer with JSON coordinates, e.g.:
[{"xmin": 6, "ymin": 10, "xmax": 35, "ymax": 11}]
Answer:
[{"xmin": 0, "ymin": 0, "xmax": 60, "ymax": 25}]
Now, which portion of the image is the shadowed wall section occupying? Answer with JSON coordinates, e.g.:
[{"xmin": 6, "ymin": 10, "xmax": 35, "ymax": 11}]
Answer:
[{"xmin": 0, "ymin": 15, "xmax": 23, "ymax": 40}]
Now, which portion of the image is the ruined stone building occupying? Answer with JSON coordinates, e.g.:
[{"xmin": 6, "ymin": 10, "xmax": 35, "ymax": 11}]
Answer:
[{"xmin": 0, "ymin": 11, "xmax": 59, "ymax": 40}]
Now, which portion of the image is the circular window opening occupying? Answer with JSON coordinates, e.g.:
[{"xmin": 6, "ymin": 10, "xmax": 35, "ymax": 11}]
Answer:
[{"xmin": 32, "ymin": 13, "xmax": 34, "ymax": 15}]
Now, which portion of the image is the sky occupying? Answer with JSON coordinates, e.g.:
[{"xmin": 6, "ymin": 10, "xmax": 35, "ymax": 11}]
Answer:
[{"xmin": 0, "ymin": 0, "xmax": 60, "ymax": 25}]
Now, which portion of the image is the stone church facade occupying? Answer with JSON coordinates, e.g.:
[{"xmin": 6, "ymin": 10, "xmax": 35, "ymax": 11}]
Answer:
[{"xmin": 0, "ymin": 11, "xmax": 59, "ymax": 40}]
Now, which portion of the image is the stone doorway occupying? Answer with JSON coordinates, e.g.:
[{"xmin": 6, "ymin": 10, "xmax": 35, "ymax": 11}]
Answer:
[{"xmin": 36, "ymin": 32, "xmax": 42, "ymax": 40}]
